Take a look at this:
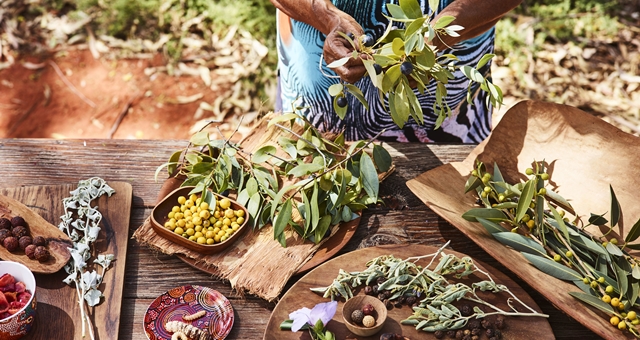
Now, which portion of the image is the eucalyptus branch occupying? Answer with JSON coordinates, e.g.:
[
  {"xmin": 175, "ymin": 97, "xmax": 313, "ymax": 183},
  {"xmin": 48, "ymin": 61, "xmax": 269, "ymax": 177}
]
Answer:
[{"xmin": 274, "ymin": 123, "xmax": 328, "ymax": 167}]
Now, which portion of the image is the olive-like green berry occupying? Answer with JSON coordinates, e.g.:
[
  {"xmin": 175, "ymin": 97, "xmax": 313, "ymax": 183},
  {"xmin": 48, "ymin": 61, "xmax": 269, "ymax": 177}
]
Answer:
[
  {"xmin": 511, "ymin": 227, "xmax": 518, "ymax": 233},
  {"xmin": 597, "ymin": 277, "xmax": 605, "ymax": 284},
  {"xmin": 525, "ymin": 168, "xmax": 534, "ymax": 175},
  {"xmin": 483, "ymin": 186, "xmax": 492, "ymax": 193},
  {"xmin": 582, "ymin": 277, "xmax": 590, "ymax": 284},
  {"xmin": 483, "ymin": 173, "xmax": 491, "ymax": 180},
  {"xmin": 605, "ymin": 285, "xmax": 614, "ymax": 294},
  {"xmin": 566, "ymin": 250, "xmax": 573, "ymax": 258},
  {"xmin": 610, "ymin": 238, "xmax": 618, "ymax": 245},
  {"xmin": 602, "ymin": 241, "xmax": 608, "ymax": 247},
  {"xmin": 471, "ymin": 170, "xmax": 478, "ymax": 177},
  {"xmin": 590, "ymin": 281, "xmax": 599, "ymax": 289},
  {"xmin": 553, "ymin": 254, "xmax": 562, "ymax": 262},
  {"xmin": 538, "ymin": 188, "xmax": 547, "ymax": 196},
  {"xmin": 498, "ymin": 194, "xmax": 505, "ymax": 202},
  {"xmin": 540, "ymin": 173, "xmax": 550, "ymax": 180}
]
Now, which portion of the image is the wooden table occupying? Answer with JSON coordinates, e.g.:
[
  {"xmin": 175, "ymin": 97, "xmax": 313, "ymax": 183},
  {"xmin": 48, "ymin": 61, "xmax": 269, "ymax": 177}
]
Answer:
[{"xmin": 0, "ymin": 139, "xmax": 600, "ymax": 339}]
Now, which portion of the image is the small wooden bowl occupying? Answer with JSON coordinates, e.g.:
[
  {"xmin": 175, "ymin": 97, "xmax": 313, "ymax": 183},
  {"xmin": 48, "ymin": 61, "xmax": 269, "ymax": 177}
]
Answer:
[
  {"xmin": 151, "ymin": 186, "xmax": 249, "ymax": 254},
  {"xmin": 342, "ymin": 295, "xmax": 387, "ymax": 337}
]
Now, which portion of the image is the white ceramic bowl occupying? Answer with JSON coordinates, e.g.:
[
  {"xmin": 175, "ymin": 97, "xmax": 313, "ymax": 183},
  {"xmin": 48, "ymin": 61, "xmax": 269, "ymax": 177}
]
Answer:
[{"xmin": 0, "ymin": 261, "xmax": 36, "ymax": 340}]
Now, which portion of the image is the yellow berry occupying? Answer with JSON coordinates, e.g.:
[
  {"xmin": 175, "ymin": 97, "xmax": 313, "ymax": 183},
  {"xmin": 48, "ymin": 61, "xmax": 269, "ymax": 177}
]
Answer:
[
  {"xmin": 553, "ymin": 254, "xmax": 562, "ymax": 262},
  {"xmin": 236, "ymin": 216, "xmax": 245, "ymax": 225},
  {"xmin": 565, "ymin": 251, "xmax": 573, "ymax": 258},
  {"xmin": 611, "ymin": 316, "xmax": 620, "ymax": 326},
  {"xmin": 200, "ymin": 202, "xmax": 209, "ymax": 210},
  {"xmin": 583, "ymin": 277, "xmax": 590, "ymax": 284},
  {"xmin": 177, "ymin": 196, "xmax": 187, "ymax": 205},
  {"xmin": 633, "ymin": 319, "xmax": 640, "ymax": 325},
  {"xmin": 602, "ymin": 295, "xmax": 612, "ymax": 304},
  {"xmin": 611, "ymin": 298, "xmax": 620, "ymax": 307},
  {"xmin": 618, "ymin": 302, "xmax": 626, "ymax": 311},
  {"xmin": 194, "ymin": 231, "xmax": 204, "ymax": 239},
  {"xmin": 538, "ymin": 188, "xmax": 546, "ymax": 196},
  {"xmin": 235, "ymin": 210, "xmax": 245, "ymax": 218},
  {"xmin": 590, "ymin": 281, "xmax": 598, "ymax": 289},
  {"xmin": 206, "ymin": 238, "xmax": 215, "ymax": 245},
  {"xmin": 220, "ymin": 198, "xmax": 231, "ymax": 210},
  {"xmin": 628, "ymin": 311, "xmax": 637, "ymax": 321},
  {"xmin": 597, "ymin": 277, "xmax": 605, "ymax": 284},
  {"xmin": 189, "ymin": 194, "xmax": 198, "ymax": 202},
  {"xmin": 605, "ymin": 286, "xmax": 614, "ymax": 294},
  {"xmin": 205, "ymin": 231, "xmax": 216, "ymax": 239},
  {"xmin": 611, "ymin": 238, "xmax": 619, "ymax": 245},
  {"xmin": 174, "ymin": 227, "xmax": 184, "ymax": 235},
  {"xmin": 186, "ymin": 228, "xmax": 195, "ymax": 236},
  {"xmin": 526, "ymin": 220, "xmax": 535, "ymax": 229},
  {"xmin": 197, "ymin": 237, "xmax": 206, "ymax": 244},
  {"xmin": 525, "ymin": 168, "xmax": 534, "ymax": 175},
  {"xmin": 522, "ymin": 214, "xmax": 530, "ymax": 223},
  {"xmin": 214, "ymin": 234, "xmax": 222, "ymax": 242},
  {"xmin": 540, "ymin": 173, "xmax": 549, "ymax": 180},
  {"xmin": 188, "ymin": 235, "xmax": 197, "ymax": 241},
  {"xmin": 618, "ymin": 320, "xmax": 627, "ymax": 330}
]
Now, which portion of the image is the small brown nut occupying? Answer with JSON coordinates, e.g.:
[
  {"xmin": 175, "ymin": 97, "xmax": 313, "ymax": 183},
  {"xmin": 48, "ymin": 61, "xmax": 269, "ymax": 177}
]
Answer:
[
  {"xmin": 362, "ymin": 315, "xmax": 375, "ymax": 328},
  {"xmin": 10, "ymin": 216, "xmax": 26, "ymax": 228},
  {"xmin": 32, "ymin": 236, "xmax": 47, "ymax": 247},
  {"xmin": 0, "ymin": 229, "xmax": 11, "ymax": 243},
  {"xmin": 25, "ymin": 244, "xmax": 37, "ymax": 259},
  {"xmin": 18, "ymin": 236, "xmax": 33, "ymax": 250},
  {"xmin": 351, "ymin": 309, "xmax": 364, "ymax": 324},
  {"xmin": 0, "ymin": 218, "xmax": 11, "ymax": 230},
  {"xmin": 3, "ymin": 237, "xmax": 19, "ymax": 252},
  {"xmin": 362, "ymin": 303, "xmax": 375, "ymax": 315},
  {"xmin": 12, "ymin": 225, "xmax": 28, "ymax": 238},
  {"xmin": 34, "ymin": 246, "xmax": 50, "ymax": 262}
]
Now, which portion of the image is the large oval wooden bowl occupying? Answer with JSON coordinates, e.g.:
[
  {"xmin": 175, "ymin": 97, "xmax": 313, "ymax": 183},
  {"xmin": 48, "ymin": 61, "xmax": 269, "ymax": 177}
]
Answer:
[
  {"xmin": 265, "ymin": 244, "xmax": 553, "ymax": 340},
  {"xmin": 0, "ymin": 194, "xmax": 72, "ymax": 274}
]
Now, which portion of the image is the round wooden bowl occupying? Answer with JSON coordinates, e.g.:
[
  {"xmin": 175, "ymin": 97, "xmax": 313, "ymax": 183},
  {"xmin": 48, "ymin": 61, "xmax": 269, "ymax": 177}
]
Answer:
[{"xmin": 342, "ymin": 295, "xmax": 387, "ymax": 337}]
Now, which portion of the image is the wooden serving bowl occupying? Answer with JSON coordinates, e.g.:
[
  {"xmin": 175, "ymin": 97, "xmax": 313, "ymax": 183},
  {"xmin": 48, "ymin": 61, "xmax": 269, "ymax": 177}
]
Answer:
[
  {"xmin": 150, "ymin": 186, "xmax": 249, "ymax": 254},
  {"xmin": 342, "ymin": 295, "xmax": 387, "ymax": 337}
]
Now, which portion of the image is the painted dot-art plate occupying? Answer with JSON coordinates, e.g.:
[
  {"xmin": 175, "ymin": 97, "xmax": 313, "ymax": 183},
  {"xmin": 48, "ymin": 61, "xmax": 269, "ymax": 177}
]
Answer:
[{"xmin": 144, "ymin": 285, "xmax": 234, "ymax": 340}]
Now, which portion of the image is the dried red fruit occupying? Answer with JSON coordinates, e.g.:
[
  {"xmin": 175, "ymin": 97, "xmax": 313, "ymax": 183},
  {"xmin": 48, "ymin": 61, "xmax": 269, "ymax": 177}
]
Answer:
[
  {"xmin": 0, "ymin": 218, "xmax": 11, "ymax": 230},
  {"xmin": 362, "ymin": 303, "xmax": 375, "ymax": 315},
  {"xmin": 18, "ymin": 236, "xmax": 32, "ymax": 251},
  {"xmin": 32, "ymin": 236, "xmax": 46, "ymax": 247},
  {"xmin": 3, "ymin": 237, "xmax": 19, "ymax": 252},
  {"xmin": 25, "ymin": 244, "xmax": 36, "ymax": 260},
  {"xmin": 34, "ymin": 246, "xmax": 50, "ymax": 262},
  {"xmin": 10, "ymin": 216, "xmax": 26, "ymax": 229}
]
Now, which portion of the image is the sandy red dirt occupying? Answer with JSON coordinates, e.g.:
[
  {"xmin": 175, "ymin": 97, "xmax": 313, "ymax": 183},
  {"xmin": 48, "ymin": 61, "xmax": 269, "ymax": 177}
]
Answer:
[{"xmin": 0, "ymin": 49, "xmax": 230, "ymax": 139}]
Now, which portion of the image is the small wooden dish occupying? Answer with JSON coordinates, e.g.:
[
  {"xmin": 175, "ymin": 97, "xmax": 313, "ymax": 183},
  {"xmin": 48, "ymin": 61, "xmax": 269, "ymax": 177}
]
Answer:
[
  {"xmin": 151, "ymin": 186, "xmax": 249, "ymax": 255},
  {"xmin": 0, "ymin": 194, "xmax": 72, "ymax": 274},
  {"xmin": 342, "ymin": 295, "xmax": 387, "ymax": 337}
]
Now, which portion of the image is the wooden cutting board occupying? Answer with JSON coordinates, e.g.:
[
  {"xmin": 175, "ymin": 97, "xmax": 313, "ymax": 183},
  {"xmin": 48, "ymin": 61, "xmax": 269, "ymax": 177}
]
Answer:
[
  {"xmin": 265, "ymin": 244, "xmax": 554, "ymax": 340},
  {"xmin": 0, "ymin": 182, "xmax": 132, "ymax": 340}
]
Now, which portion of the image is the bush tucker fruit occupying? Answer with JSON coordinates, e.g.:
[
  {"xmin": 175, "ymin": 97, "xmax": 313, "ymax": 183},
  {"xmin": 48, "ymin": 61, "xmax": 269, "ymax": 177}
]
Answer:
[
  {"xmin": 362, "ymin": 303, "xmax": 375, "ymax": 315},
  {"xmin": 34, "ymin": 246, "xmax": 50, "ymax": 262},
  {"xmin": 10, "ymin": 216, "xmax": 26, "ymax": 228},
  {"xmin": 336, "ymin": 96, "xmax": 348, "ymax": 108},
  {"xmin": 400, "ymin": 61, "xmax": 413, "ymax": 76},
  {"xmin": 165, "ymin": 194, "xmax": 245, "ymax": 245},
  {"xmin": 362, "ymin": 34, "xmax": 375, "ymax": 47},
  {"xmin": 3, "ymin": 237, "xmax": 18, "ymax": 252},
  {"xmin": 351, "ymin": 309, "xmax": 364, "ymax": 324},
  {"xmin": 0, "ymin": 218, "xmax": 10, "ymax": 230},
  {"xmin": 18, "ymin": 236, "xmax": 32, "ymax": 251},
  {"xmin": 0, "ymin": 230, "xmax": 11, "ymax": 243},
  {"xmin": 362, "ymin": 315, "xmax": 375, "ymax": 328},
  {"xmin": 25, "ymin": 244, "xmax": 36, "ymax": 260},
  {"xmin": 11, "ymin": 226, "xmax": 27, "ymax": 239}
]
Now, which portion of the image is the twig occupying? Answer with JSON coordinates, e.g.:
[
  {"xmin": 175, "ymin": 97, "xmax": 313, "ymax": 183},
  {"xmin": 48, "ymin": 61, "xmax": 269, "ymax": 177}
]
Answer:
[
  {"xmin": 108, "ymin": 94, "xmax": 140, "ymax": 138},
  {"xmin": 47, "ymin": 60, "xmax": 96, "ymax": 108}
]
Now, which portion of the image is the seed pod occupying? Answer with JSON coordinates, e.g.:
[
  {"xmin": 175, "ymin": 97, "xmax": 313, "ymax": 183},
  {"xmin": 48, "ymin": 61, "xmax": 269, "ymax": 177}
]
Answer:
[
  {"xmin": 18, "ymin": 236, "xmax": 32, "ymax": 250},
  {"xmin": 32, "ymin": 236, "xmax": 47, "ymax": 247},
  {"xmin": 0, "ymin": 218, "xmax": 11, "ymax": 230},
  {"xmin": 25, "ymin": 244, "xmax": 37, "ymax": 260},
  {"xmin": 362, "ymin": 303, "xmax": 375, "ymax": 315},
  {"xmin": 351, "ymin": 309, "xmax": 364, "ymax": 324},
  {"xmin": 12, "ymin": 226, "xmax": 28, "ymax": 238},
  {"xmin": 3, "ymin": 237, "xmax": 18, "ymax": 252},
  {"xmin": 34, "ymin": 246, "xmax": 50, "ymax": 262},
  {"xmin": 10, "ymin": 216, "xmax": 26, "ymax": 228}
]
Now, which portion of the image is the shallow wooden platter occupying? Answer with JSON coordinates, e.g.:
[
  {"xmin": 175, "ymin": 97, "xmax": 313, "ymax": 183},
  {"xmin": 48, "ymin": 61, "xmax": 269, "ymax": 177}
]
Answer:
[
  {"xmin": 0, "ymin": 182, "xmax": 132, "ymax": 340},
  {"xmin": 0, "ymin": 194, "xmax": 72, "ymax": 273},
  {"xmin": 265, "ymin": 244, "xmax": 554, "ymax": 340},
  {"xmin": 407, "ymin": 100, "xmax": 640, "ymax": 340}
]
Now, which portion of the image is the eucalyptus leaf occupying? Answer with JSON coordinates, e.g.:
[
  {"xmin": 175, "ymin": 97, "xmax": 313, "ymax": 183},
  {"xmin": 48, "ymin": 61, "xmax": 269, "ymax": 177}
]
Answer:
[
  {"xmin": 359, "ymin": 153, "xmax": 379, "ymax": 201},
  {"xmin": 328, "ymin": 83, "xmax": 344, "ymax": 97},
  {"xmin": 568, "ymin": 292, "xmax": 615, "ymax": 315},
  {"xmin": 493, "ymin": 232, "xmax": 547, "ymax": 256},
  {"xmin": 399, "ymin": 0, "xmax": 422, "ymax": 19},
  {"xmin": 247, "ymin": 192, "xmax": 262, "ymax": 227},
  {"xmin": 190, "ymin": 131, "xmax": 209, "ymax": 146},
  {"xmin": 386, "ymin": 4, "xmax": 408, "ymax": 20},
  {"xmin": 614, "ymin": 261, "xmax": 629, "ymax": 296},
  {"xmin": 516, "ymin": 179, "xmax": 536, "ymax": 222},
  {"xmin": 373, "ymin": 144, "xmax": 392, "ymax": 173},
  {"xmin": 464, "ymin": 175, "xmax": 482, "ymax": 194},
  {"xmin": 606, "ymin": 242, "xmax": 624, "ymax": 256},
  {"xmin": 327, "ymin": 56, "xmax": 351, "ymax": 69},
  {"xmin": 274, "ymin": 199, "xmax": 292, "ymax": 245},
  {"xmin": 462, "ymin": 208, "xmax": 507, "ymax": 222},
  {"xmin": 287, "ymin": 163, "xmax": 324, "ymax": 177},
  {"xmin": 522, "ymin": 252, "xmax": 582, "ymax": 281},
  {"xmin": 544, "ymin": 188, "xmax": 575, "ymax": 215},
  {"xmin": 609, "ymin": 185, "xmax": 622, "ymax": 228},
  {"xmin": 310, "ymin": 182, "xmax": 320, "ymax": 231},
  {"xmin": 549, "ymin": 204, "xmax": 570, "ymax": 246},
  {"xmin": 588, "ymin": 213, "xmax": 608, "ymax": 226},
  {"xmin": 476, "ymin": 217, "xmax": 505, "ymax": 234},
  {"xmin": 625, "ymin": 217, "xmax": 640, "ymax": 243}
]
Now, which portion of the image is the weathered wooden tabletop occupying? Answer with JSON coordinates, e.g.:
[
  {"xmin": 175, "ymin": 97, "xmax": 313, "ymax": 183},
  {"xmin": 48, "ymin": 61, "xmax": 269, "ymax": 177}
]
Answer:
[{"xmin": 0, "ymin": 139, "xmax": 600, "ymax": 339}]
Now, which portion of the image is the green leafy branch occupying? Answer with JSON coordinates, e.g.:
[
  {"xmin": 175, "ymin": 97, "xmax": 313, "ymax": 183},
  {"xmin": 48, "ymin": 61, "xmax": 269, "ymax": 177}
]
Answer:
[
  {"xmin": 155, "ymin": 111, "xmax": 393, "ymax": 247},
  {"xmin": 325, "ymin": 0, "xmax": 503, "ymax": 129},
  {"xmin": 310, "ymin": 241, "xmax": 547, "ymax": 333},
  {"xmin": 463, "ymin": 160, "xmax": 640, "ymax": 337}
]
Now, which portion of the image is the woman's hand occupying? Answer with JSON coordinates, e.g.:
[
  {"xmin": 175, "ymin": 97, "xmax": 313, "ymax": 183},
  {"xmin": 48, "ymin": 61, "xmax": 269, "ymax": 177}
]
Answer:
[
  {"xmin": 270, "ymin": 0, "xmax": 368, "ymax": 84},
  {"xmin": 322, "ymin": 13, "xmax": 368, "ymax": 84}
]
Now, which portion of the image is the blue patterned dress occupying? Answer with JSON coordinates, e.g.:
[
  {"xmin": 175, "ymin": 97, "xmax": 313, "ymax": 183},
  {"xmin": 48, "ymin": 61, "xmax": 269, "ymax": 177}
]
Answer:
[{"xmin": 276, "ymin": 0, "xmax": 495, "ymax": 142}]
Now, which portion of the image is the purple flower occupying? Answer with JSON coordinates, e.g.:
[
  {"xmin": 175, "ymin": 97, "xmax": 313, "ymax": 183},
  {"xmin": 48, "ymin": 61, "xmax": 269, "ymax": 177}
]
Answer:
[{"xmin": 288, "ymin": 301, "xmax": 338, "ymax": 332}]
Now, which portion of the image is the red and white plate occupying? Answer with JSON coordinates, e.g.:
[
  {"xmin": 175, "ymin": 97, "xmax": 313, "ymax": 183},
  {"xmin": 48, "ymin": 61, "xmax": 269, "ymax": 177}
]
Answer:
[{"xmin": 144, "ymin": 285, "xmax": 234, "ymax": 340}]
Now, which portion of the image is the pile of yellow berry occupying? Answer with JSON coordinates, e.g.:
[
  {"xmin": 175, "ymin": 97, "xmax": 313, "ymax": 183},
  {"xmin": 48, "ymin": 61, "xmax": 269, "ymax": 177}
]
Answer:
[{"xmin": 164, "ymin": 194, "xmax": 245, "ymax": 245}]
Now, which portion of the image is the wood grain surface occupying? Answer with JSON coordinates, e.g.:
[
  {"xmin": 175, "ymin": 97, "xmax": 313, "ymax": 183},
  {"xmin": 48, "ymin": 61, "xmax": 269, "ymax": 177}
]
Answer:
[
  {"xmin": 265, "ymin": 244, "xmax": 554, "ymax": 340},
  {"xmin": 0, "ymin": 182, "xmax": 132, "ymax": 340},
  {"xmin": 0, "ymin": 138, "xmax": 602, "ymax": 340},
  {"xmin": 0, "ymin": 193, "xmax": 72, "ymax": 273}
]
